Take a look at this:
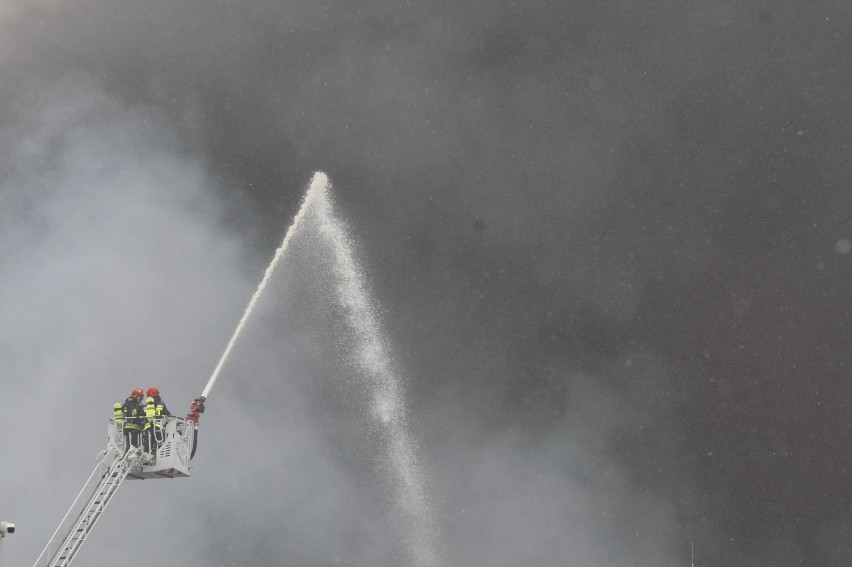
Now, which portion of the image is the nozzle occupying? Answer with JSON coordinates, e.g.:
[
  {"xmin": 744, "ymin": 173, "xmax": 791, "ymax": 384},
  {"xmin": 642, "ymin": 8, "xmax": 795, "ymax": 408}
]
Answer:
[{"xmin": 186, "ymin": 397, "xmax": 206, "ymax": 424}]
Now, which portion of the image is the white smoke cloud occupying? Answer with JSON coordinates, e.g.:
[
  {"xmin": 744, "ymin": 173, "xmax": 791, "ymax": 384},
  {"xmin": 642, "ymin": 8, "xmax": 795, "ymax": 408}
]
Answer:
[{"xmin": 0, "ymin": 72, "xmax": 255, "ymax": 566}]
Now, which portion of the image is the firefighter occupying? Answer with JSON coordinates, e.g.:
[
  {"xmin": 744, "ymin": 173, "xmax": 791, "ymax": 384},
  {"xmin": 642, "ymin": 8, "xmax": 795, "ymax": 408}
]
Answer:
[
  {"xmin": 119, "ymin": 388, "xmax": 145, "ymax": 451},
  {"xmin": 143, "ymin": 386, "xmax": 171, "ymax": 455}
]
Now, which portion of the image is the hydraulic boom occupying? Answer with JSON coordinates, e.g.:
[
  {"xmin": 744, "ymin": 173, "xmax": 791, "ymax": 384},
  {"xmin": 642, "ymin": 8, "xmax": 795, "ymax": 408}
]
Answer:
[
  {"xmin": 34, "ymin": 415, "xmax": 198, "ymax": 567},
  {"xmin": 33, "ymin": 446, "xmax": 143, "ymax": 567}
]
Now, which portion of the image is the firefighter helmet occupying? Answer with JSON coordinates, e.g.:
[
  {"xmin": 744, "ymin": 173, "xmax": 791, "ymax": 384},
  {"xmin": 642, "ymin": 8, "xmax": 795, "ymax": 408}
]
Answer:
[
  {"xmin": 131, "ymin": 388, "xmax": 144, "ymax": 398},
  {"xmin": 146, "ymin": 386, "xmax": 160, "ymax": 397}
]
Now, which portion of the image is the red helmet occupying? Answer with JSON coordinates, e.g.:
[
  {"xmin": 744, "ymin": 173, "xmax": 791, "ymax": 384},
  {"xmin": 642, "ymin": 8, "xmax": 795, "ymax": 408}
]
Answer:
[
  {"xmin": 131, "ymin": 388, "xmax": 144, "ymax": 398},
  {"xmin": 146, "ymin": 386, "xmax": 160, "ymax": 397}
]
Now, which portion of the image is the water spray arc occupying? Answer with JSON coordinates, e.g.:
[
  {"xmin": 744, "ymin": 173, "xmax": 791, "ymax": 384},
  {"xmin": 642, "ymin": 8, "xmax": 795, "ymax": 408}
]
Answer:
[
  {"xmin": 311, "ymin": 188, "xmax": 444, "ymax": 567},
  {"xmin": 199, "ymin": 171, "xmax": 328, "ymax": 401},
  {"xmin": 196, "ymin": 171, "xmax": 443, "ymax": 566}
]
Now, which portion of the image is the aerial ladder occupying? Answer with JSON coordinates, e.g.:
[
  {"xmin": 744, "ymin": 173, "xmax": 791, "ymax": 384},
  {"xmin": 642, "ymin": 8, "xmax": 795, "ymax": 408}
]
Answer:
[{"xmin": 32, "ymin": 402, "xmax": 205, "ymax": 567}]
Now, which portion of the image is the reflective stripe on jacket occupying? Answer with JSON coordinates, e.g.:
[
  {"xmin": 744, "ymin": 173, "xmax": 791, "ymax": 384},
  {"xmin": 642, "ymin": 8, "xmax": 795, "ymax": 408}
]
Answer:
[{"xmin": 122, "ymin": 397, "xmax": 143, "ymax": 430}]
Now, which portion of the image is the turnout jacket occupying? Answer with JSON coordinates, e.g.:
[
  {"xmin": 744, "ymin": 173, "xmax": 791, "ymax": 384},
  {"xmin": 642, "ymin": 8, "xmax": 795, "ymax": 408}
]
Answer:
[{"xmin": 121, "ymin": 397, "xmax": 145, "ymax": 430}]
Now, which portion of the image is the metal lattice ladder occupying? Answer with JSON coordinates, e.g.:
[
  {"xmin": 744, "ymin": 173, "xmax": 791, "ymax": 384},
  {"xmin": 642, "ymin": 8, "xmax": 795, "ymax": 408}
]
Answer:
[{"xmin": 33, "ymin": 447, "xmax": 144, "ymax": 567}]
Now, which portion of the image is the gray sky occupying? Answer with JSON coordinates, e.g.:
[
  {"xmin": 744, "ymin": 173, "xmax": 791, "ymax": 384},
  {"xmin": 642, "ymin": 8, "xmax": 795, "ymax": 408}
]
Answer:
[{"xmin": 2, "ymin": 1, "xmax": 852, "ymax": 565}]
